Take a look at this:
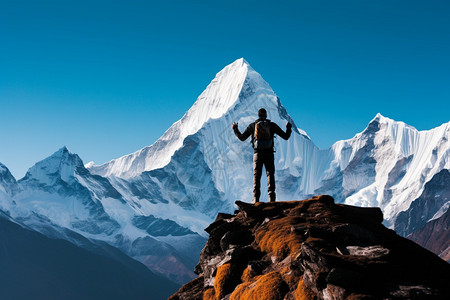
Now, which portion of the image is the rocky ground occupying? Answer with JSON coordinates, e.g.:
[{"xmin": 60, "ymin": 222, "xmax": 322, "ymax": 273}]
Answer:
[{"xmin": 169, "ymin": 195, "xmax": 450, "ymax": 300}]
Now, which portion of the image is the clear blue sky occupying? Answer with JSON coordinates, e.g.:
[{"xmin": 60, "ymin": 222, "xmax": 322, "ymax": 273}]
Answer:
[{"xmin": 1, "ymin": 0, "xmax": 449, "ymax": 179}]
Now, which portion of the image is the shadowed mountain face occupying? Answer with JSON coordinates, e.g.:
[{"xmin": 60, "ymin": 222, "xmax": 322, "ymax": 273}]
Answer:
[
  {"xmin": 394, "ymin": 169, "xmax": 450, "ymax": 261},
  {"xmin": 408, "ymin": 208, "xmax": 450, "ymax": 262},
  {"xmin": 0, "ymin": 214, "xmax": 179, "ymax": 300},
  {"xmin": 170, "ymin": 196, "xmax": 450, "ymax": 300},
  {"xmin": 395, "ymin": 169, "xmax": 450, "ymax": 237}
]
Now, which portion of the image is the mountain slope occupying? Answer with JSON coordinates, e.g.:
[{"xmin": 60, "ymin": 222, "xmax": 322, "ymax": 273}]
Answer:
[
  {"xmin": 0, "ymin": 212, "xmax": 178, "ymax": 300},
  {"xmin": 395, "ymin": 169, "xmax": 450, "ymax": 236},
  {"xmin": 408, "ymin": 207, "xmax": 450, "ymax": 262}
]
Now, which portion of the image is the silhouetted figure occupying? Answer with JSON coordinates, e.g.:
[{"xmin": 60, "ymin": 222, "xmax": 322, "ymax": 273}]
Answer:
[{"xmin": 232, "ymin": 108, "xmax": 292, "ymax": 203}]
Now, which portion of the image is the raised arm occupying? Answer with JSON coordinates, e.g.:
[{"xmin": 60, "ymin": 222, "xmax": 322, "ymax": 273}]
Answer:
[
  {"xmin": 272, "ymin": 122, "xmax": 292, "ymax": 140},
  {"xmin": 232, "ymin": 122, "xmax": 252, "ymax": 141}
]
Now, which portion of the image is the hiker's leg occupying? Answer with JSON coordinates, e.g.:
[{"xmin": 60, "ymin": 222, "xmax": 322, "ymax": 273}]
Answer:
[
  {"xmin": 253, "ymin": 153, "xmax": 263, "ymax": 202},
  {"xmin": 265, "ymin": 152, "xmax": 276, "ymax": 202}
]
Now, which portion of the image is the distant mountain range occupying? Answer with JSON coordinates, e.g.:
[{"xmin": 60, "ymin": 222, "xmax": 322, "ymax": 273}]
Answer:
[{"xmin": 0, "ymin": 58, "xmax": 448, "ymax": 290}]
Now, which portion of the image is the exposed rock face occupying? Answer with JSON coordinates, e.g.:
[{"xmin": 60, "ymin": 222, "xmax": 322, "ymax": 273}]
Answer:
[
  {"xmin": 394, "ymin": 169, "xmax": 450, "ymax": 261},
  {"xmin": 395, "ymin": 169, "xmax": 450, "ymax": 237},
  {"xmin": 170, "ymin": 196, "xmax": 450, "ymax": 300},
  {"xmin": 408, "ymin": 208, "xmax": 450, "ymax": 262}
]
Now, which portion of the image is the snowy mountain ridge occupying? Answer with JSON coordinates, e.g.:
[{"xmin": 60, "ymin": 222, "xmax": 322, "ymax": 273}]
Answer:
[
  {"xmin": 326, "ymin": 113, "xmax": 450, "ymax": 224},
  {"xmin": 0, "ymin": 148, "xmax": 205, "ymax": 284}
]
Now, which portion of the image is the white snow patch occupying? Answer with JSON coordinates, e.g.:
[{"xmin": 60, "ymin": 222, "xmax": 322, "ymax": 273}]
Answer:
[{"xmin": 430, "ymin": 201, "xmax": 450, "ymax": 222}]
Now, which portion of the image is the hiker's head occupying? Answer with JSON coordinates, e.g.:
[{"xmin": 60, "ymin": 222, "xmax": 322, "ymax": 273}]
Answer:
[{"xmin": 258, "ymin": 108, "xmax": 267, "ymax": 120}]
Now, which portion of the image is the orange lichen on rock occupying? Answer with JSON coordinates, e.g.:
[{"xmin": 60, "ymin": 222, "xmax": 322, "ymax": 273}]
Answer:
[
  {"xmin": 241, "ymin": 266, "xmax": 254, "ymax": 282},
  {"xmin": 280, "ymin": 265, "xmax": 300, "ymax": 290},
  {"xmin": 214, "ymin": 263, "xmax": 239, "ymax": 299},
  {"xmin": 294, "ymin": 278, "xmax": 315, "ymax": 300},
  {"xmin": 255, "ymin": 216, "xmax": 304, "ymax": 259},
  {"xmin": 230, "ymin": 281, "xmax": 253, "ymax": 300},
  {"xmin": 203, "ymin": 288, "xmax": 215, "ymax": 300},
  {"xmin": 230, "ymin": 271, "xmax": 289, "ymax": 300}
]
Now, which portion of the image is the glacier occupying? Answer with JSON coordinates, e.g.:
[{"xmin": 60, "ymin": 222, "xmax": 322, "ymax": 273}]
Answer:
[{"xmin": 0, "ymin": 58, "xmax": 448, "ymax": 285}]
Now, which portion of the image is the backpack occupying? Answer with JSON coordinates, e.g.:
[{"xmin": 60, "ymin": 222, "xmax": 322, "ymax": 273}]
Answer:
[{"xmin": 253, "ymin": 120, "xmax": 273, "ymax": 149}]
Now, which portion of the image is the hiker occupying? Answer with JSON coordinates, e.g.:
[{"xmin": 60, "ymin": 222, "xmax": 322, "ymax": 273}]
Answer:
[{"xmin": 232, "ymin": 108, "xmax": 292, "ymax": 203}]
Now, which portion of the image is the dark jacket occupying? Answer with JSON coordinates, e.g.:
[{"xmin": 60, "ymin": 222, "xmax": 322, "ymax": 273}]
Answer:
[{"xmin": 233, "ymin": 119, "xmax": 291, "ymax": 152}]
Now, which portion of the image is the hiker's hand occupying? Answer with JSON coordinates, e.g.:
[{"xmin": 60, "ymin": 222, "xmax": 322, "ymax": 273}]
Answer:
[
  {"xmin": 232, "ymin": 122, "xmax": 238, "ymax": 130},
  {"xmin": 286, "ymin": 122, "xmax": 292, "ymax": 129}
]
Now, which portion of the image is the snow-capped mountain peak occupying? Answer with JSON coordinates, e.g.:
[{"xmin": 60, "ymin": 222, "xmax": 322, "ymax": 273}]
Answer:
[
  {"xmin": 21, "ymin": 146, "xmax": 84, "ymax": 185},
  {"xmin": 85, "ymin": 161, "xmax": 95, "ymax": 168},
  {"xmin": 371, "ymin": 112, "xmax": 389, "ymax": 123},
  {"xmin": 189, "ymin": 57, "xmax": 250, "ymax": 120},
  {"xmin": 370, "ymin": 113, "xmax": 418, "ymax": 137},
  {"xmin": 337, "ymin": 114, "xmax": 450, "ymax": 226},
  {"xmin": 0, "ymin": 162, "xmax": 20, "ymax": 197},
  {"xmin": 88, "ymin": 58, "xmax": 303, "ymax": 179}
]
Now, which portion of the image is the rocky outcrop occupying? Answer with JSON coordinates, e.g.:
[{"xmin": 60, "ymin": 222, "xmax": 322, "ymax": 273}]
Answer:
[{"xmin": 170, "ymin": 195, "xmax": 450, "ymax": 300}]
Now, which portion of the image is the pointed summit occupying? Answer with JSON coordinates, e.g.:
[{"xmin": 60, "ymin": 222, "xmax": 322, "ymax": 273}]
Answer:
[
  {"xmin": 232, "ymin": 57, "xmax": 253, "ymax": 71},
  {"xmin": 0, "ymin": 162, "xmax": 11, "ymax": 175},
  {"xmin": 372, "ymin": 112, "xmax": 383, "ymax": 122},
  {"xmin": 84, "ymin": 161, "xmax": 95, "ymax": 168},
  {"xmin": 237, "ymin": 57, "xmax": 249, "ymax": 64},
  {"xmin": 183, "ymin": 57, "xmax": 250, "ymax": 122},
  {"xmin": 20, "ymin": 146, "xmax": 85, "ymax": 184},
  {"xmin": 89, "ymin": 58, "xmax": 303, "ymax": 178},
  {"xmin": 370, "ymin": 113, "xmax": 416, "ymax": 129},
  {"xmin": 0, "ymin": 162, "xmax": 20, "ymax": 197},
  {"xmin": 368, "ymin": 113, "xmax": 395, "ymax": 127}
]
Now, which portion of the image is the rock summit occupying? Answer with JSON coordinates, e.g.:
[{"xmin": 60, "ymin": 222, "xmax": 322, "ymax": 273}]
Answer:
[{"xmin": 170, "ymin": 195, "xmax": 450, "ymax": 299}]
